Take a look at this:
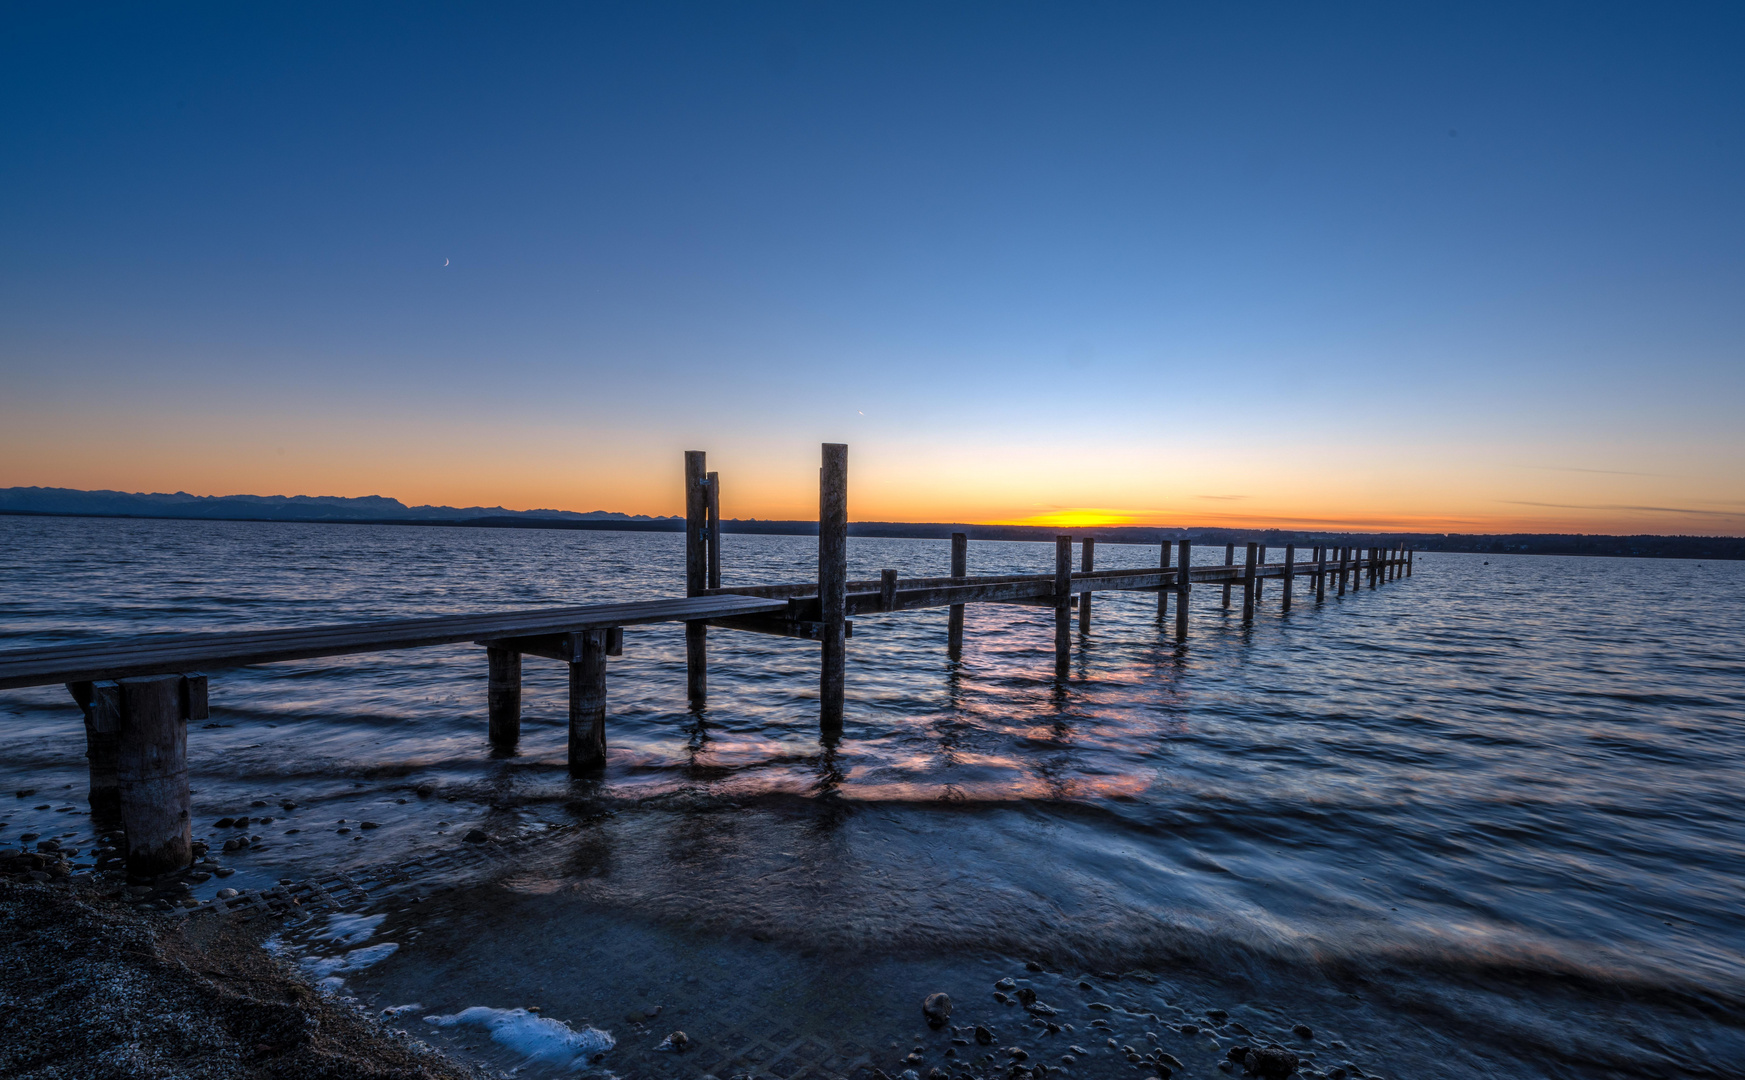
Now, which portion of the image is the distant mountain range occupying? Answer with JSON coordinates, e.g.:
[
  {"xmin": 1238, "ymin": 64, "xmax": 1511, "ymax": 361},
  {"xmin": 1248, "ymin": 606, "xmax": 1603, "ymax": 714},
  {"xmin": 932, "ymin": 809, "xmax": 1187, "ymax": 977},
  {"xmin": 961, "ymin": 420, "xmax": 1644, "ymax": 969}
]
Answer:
[
  {"xmin": 0, "ymin": 486, "xmax": 677, "ymax": 524},
  {"xmin": 2, "ymin": 486, "xmax": 1739, "ymax": 559}
]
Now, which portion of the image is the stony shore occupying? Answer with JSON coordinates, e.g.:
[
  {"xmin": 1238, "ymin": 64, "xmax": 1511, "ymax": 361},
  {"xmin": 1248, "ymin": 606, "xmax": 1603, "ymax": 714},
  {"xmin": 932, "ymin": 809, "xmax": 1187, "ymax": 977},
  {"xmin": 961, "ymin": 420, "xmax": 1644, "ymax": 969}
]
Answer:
[{"xmin": 0, "ymin": 876, "xmax": 485, "ymax": 1080}]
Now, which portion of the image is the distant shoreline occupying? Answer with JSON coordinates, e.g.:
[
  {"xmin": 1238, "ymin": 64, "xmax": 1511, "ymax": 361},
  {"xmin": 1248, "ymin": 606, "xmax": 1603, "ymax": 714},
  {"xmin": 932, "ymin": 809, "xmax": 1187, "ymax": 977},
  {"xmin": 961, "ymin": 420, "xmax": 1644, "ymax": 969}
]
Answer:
[{"xmin": 3, "ymin": 508, "xmax": 1740, "ymax": 560}]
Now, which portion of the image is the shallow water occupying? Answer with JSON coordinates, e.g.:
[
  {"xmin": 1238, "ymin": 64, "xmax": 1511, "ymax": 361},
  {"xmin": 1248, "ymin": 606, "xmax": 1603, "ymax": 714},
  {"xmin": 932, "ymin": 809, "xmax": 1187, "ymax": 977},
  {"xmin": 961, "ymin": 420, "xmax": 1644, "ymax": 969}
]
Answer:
[{"xmin": 2, "ymin": 516, "xmax": 1742, "ymax": 1078}]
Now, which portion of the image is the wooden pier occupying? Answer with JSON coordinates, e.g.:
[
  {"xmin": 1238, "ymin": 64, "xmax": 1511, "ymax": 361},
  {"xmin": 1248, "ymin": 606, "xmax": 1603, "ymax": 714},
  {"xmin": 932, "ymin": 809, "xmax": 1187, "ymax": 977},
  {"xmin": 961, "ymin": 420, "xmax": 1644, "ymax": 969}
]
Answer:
[{"xmin": 0, "ymin": 444, "xmax": 1413, "ymax": 879}]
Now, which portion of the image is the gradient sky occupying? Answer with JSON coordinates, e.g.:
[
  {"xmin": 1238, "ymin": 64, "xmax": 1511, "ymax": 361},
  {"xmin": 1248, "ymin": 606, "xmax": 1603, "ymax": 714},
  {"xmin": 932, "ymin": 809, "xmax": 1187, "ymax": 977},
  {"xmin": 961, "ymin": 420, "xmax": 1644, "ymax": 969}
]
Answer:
[{"xmin": 3, "ymin": 3, "xmax": 1742, "ymax": 533}]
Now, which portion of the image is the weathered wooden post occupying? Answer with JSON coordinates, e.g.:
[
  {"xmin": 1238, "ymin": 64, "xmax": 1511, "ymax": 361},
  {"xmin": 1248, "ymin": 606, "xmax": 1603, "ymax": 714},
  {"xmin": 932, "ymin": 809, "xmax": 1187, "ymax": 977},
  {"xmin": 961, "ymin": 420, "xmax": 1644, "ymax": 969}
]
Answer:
[
  {"xmin": 706, "ymin": 470, "xmax": 722, "ymax": 591},
  {"xmin": 685, "ymin": 451, "xmax": 708, "ymax": 708},
  {"xmin": 1156, "ymin": 539, "xmax": 1171, "ymax": 622},
  {"xmin": 879, "ymin": 568, "xmax": 898, "ymax": 612},
  {"xmin": 1241, "ymin": 542, "xmax": 1258, "ymax": 623},
  {"xmin": 1315, "ymin": 545, "xmax": 1327, "ymax": 602},
  {"xmin": 1175, "ymin": 539, "xmax": 1191, "ymax": 640},
  {"xmin": 1282, "ymin": 544, "xmax": 1296, "ymax": 612},
  {"xmin": 486, "ymin": 646, "xmax": 521, "ymax": 749},
  {"xmin": 66, "ymin": 681, "xmax": 119, "ymax": 824},
  {"xmin": 1054, "ymin": 535, "xmax": 1072, "ymax": 678},
  {"xmin": 819, "ymin": 443, "xmax": 849, "ymax": 732},
  {"xmin": 948, "ymin": 532, "xmax": 967, "ymax": 660},
  {"xmin": 1222, "ymin": 543, "xmax": 1235, "ymax": 610},
  {"xmin": 1255, "ymin": 544, "xmax": 1267, "ymax": 602},
  {"xmin": 568, "ymin": 630, "xmax": 608, "ymax": 773},
  {"xmin": 1407, "ymin": 546, "xmax": 1414, "ymax": 576},
  {"xmin": 1337, "ymin": 547, "xmax": 1348, "ymax": 596},
  {"xmin": 1079, "ymin": 537, "xmax": 1095, "ymax": 634},
  {"xmin": 100, "ymin": 673, "xmax": 205, "ymax": 879}
]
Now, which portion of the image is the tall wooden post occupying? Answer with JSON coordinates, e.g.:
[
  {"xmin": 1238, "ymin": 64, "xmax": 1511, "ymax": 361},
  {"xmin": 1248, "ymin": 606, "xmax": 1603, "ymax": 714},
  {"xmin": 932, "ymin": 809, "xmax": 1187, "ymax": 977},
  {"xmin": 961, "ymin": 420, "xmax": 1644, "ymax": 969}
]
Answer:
[
  {"xmin": 1222, "ymin": 543, "xmax": 1235, "ymax": 609},
  {"xmin": 567, "ymin": 630, "xmax": 608, "ymax": 773},
  {"xmin": 706, "ymin": 470, "xmax": 722, "ymax": 591},
  {"xmin": 684, "ymin": 451, "xmax": 708, "ymax": 708},
  {"xmin": 1282, "ymin": 544, "xmax": 1296, "ymax": 612},
  {"xmin": 1054, "ymin": 535, "xmax": 1072, "ymax": 678},
  {"xmin": 1337, "ymin": 547, "xmax": 1348, "ymax": 596},
  {"xmin": 486, "ymin": 646, "xmax": 521, "ymax": 749},
  {"xmin": 1315, "ymin": 545, "xmax": 1326, "ymax": 602},
  {"xmin": 1241, "ymin": 542, "xmax": 1258, "ymax": 623},
  {"xmin": 879, "ymin": 568, "xmax": 898, "ymax": 611},
  {"xmin": 1174, "ymin": 539, "xmax": 1191, "ymax": 640},
  {"xmin": 67, "ymin": 681, "xmax": 119, "ymax": 824},
  {"xmin": 1407, "ymin": 547, "xmax": 1414, "ymax": 576},
  {"xmin": 105, "ymin": 674, "xmax": 203, "ymax": 879},
  {"xmin": 1255, "ymin": 545, "xmax": 1267, "ymax": 602},
  {"xmin": 1156, "ymin": 540, "xmax": 1171, "ymax": 622},
  {"xmin": 1079, "ymin": 536, "xmax": 1095, "ymax": 634},
  {"xmin": 948, "ymin": 532, "xmax": 967, "ymax": 660},
  {"xmin": 819, "ymin": 443, "xmax": 849, "ymax": 732}
]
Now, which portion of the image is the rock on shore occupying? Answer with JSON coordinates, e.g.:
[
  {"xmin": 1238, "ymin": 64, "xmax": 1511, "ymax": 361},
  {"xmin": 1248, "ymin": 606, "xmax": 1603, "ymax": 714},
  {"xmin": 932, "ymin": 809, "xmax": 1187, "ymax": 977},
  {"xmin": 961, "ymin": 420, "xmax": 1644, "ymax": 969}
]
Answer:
[{"xmin": 0, "ymin": 879, "xmax": 485, "ymax": 1080}]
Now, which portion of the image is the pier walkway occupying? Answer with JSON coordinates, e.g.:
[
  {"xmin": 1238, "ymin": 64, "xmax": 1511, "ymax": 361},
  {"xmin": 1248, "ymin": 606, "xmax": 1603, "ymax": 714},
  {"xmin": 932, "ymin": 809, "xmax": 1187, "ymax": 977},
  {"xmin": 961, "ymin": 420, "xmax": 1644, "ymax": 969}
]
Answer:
[{"xmin": 0, "ymin": 443, "xmax": 1413, "ymax": 878}]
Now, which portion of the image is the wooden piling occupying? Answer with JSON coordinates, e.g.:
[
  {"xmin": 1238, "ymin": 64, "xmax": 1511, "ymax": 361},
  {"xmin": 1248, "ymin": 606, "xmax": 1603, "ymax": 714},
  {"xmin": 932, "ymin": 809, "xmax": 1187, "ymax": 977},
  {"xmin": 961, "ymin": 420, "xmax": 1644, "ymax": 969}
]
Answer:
[
  {"xmin": 684, "ymin": 451, "xmax": 708, "ymax": 708},
  {"xmin": 486, "ymin": 646, "xmax": 521, "ymax": 749},
  {"xmin": 567, "ymin": 630, "xmax": 608, "ymax": 773},
  {"xmin": 1315, "ymin": 545, "xmax": 1326, "ymax": 603},
  {"xmin": 947, "ymin": 532, "xmax": 967, "ymax": 660},
  {"xmin": 706, "ymin": 470, "xmax": 722, "ymax": 591},
  {"xmin": 1337, "ymin": 547, "xmax": 1348, "ymax": 596},
  {"xmin": 1256, "ymin": 545, "xmax": 1267, "ymax": 602},
  {"xmin": 1079, "ymin": 537, "xmax": 1095, "ymax": 634},
  {"xmin": 1222, "ymin": 543, "xmax": 1235, "ymax": 609},
  {"xmin": 1156, "ymin": 540, "xmax": 1171, "ymax": 622},
  {"xmin": 1283, "ymin": 544, "xmax": 1295, "ymax": 612},
  {"xmin": 109, "ymin": 673, "xmax": 201, "ymax": 878},
  {"xmin": 1407, "ymin": 546, "xmax": 1414, "ymax": 576},
  {"xmin": 1054, "ymin": 535, "xmax": 1072, "ymax": 677},
  {"xmin": 879, "ymin": 568, "xmax": 898, "ymax": 612},
  {"xmin": 1175, "ymin": 539, "xmax": 1191, "ymax": 640},
  {"xmin": 1241, "ymin": 542, "xmax": 1258, "ymax": 623},
  {"xmin": 67, "ymin": 681, "xmax": 119, "ymax": 823},
  {"xmin": 819, "ymin": 443, "xmax": 849, "ymax": 731}
]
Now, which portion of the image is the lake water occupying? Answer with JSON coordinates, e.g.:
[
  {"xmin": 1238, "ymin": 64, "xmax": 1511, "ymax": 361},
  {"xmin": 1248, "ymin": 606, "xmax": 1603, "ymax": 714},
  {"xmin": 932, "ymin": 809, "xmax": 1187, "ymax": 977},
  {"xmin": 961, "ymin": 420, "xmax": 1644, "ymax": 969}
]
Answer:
[{"xmin": 1, "ymin": 515, "xmax": 1741, "ymax": 1080}]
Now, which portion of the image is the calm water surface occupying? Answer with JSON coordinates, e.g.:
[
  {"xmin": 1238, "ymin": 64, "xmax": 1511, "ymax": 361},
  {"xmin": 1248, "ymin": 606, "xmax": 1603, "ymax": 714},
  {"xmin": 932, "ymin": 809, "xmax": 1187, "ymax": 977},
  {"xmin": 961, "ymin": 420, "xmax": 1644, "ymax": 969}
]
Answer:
[{"xmin": 1, "ymin": 516, "xmax": 1741, "ymax": 1079}]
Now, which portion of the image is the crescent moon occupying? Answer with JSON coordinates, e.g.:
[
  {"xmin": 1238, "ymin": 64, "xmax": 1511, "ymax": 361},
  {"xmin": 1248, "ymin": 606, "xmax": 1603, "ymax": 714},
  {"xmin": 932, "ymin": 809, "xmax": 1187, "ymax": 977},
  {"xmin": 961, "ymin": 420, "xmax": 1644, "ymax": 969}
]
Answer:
[{"xmin": 443, "ymin": 258, "xmax": 450, "ymax": 266}]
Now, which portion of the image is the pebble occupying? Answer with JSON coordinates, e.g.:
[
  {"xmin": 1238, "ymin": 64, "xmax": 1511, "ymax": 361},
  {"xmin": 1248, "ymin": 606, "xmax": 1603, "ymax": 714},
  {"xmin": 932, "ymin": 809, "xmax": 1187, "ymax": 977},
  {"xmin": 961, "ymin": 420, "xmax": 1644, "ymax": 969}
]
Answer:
[
  {"xmin": 216, "ymin": 888, "xmax": 239, "ymax": 899},
  {"xmin": 1180, "ymin": 1024, "xmax": 1199, "ymax": 1036},
  {"xmin": 923, "ymin": 992, "xmax": 953, "ymax": 1029},
  {"xmin": 233, "ymin": 816, "xmax": 250, "ymax": 828},
  {"xmin": 462, "ymin": 828, "xmax": 489, "ymax": 843},
  {"xmin": 1025, "ymin": 961, "xmax": 1044, "ymax": 971},
  {"xmin": 1207, "ymin": 1010, "xmax": 1228, "ymax": 1023},
  {"xmin": 1292, "ymin": 1024, "xmax": 1314, "ymax": 1040},
  {"xmin": 360, "ymin": 821, "xmax": 381, "ymax": 829},
  {"xmin": 657, "ymin": 1031, "xmax": 690, "ymax": 1052},
  {"xmin": 995, "ymin": 978, "xmax": 1017, "ymax": 990},
  {"xmin": 19, "ymin": 833, "xmax": 39, "ymax": 842},
  {"xmin": 1244, "ymin": 1048, "xmax": 1301, "ymax": 1079},
  {"xmin": 974, "ymin": 1026, "xmax": 994, "ymax": 1045},
  {"xmin": 214, "ymin": 867, "xmax": 235, "ymax": 877}
]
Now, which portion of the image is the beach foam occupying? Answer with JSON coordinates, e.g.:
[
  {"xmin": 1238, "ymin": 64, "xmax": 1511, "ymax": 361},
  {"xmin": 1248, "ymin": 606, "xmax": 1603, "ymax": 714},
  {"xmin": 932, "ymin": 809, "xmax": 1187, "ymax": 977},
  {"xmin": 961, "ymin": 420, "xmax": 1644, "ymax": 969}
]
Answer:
[{"xmin": 423, "ymin": 1007, "xmax": 615, "ymax": 1069}]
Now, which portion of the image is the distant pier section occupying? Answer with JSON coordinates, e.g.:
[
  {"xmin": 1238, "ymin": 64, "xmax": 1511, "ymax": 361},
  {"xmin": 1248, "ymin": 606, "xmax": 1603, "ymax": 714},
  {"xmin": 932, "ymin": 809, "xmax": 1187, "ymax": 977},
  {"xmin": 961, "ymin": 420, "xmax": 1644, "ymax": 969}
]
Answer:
[{"xmin": 0, "ymin": 444, "xmax": 1413, "ymax": 880}]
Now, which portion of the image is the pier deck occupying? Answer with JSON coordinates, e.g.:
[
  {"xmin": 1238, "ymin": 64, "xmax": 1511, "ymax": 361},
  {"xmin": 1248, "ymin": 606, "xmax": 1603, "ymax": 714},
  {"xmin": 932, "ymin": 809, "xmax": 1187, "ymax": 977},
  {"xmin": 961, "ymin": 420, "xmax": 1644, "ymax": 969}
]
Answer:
[{"xmin": 0, "ymin": 442, "xmax": 1414, "ymax": 879}]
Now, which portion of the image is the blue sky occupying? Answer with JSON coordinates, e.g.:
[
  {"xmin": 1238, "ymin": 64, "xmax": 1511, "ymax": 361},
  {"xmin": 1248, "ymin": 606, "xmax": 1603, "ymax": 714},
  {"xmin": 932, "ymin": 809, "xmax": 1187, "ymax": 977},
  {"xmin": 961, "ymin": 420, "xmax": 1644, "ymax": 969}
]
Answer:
[{"xmin": 3, "ymin": 2, "xmax": 1741, "ymax": 531}]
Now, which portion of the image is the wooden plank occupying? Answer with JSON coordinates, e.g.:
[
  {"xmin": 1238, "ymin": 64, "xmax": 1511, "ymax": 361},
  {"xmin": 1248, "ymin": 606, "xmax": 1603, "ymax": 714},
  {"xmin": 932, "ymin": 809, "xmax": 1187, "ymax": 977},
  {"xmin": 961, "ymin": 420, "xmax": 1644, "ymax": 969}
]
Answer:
[
  {"xmin": 706, "ymin": 470, "xmax": 722, "ymax": 591},
  {"xmin": 819, "ymin": 443, "xmax": 848, "ymax": 732},
  {"xmin": 0, "ymin": 594, "xmax": 789, "ymax": 691},
  {"xmin": 1079, "ymin": 537, "xmax": 1095, "ymax": 634},
  {"xmin": 567, "ymin": 630, "xmax": 608, "ymax": 774},
  {"xmin": 948, "ymin": 532, "xmax": 967, "ymax": 660},
  {"xmin": 1175, "ymin": 539, "xmax": 1191, "ymax": 640},
  {"xmin": 487, "ymin": 646, "xmax": 520, "ymax": 749},
  {"xmin": 1054, "ymin": 535, "xmax": 1071, "ymax": 678}
]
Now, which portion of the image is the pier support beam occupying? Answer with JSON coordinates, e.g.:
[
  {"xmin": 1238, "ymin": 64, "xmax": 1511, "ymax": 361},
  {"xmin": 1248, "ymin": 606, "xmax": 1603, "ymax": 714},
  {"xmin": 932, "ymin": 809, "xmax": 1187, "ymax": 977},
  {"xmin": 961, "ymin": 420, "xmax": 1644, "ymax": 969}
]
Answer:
[
  {"xmin": 486, "ymin": 647, "xmax": 521, "ymax": 749},
  {"xmin": 1337, "ymin": 547, "xmax": 1348, "ymax": 596},
  {"xmin": 1054, "ymin": 535, "xmax": 1072, "ymax": 677},
  {"xmin": 100, "ymin": 673, "xmax": 203, "ymax": 880},
  {"xmin": 567, "ymin": 630, "xmax": 608, "ymax": 773},
  {"xmin": 1283, "ymin": 544, "xmax": 1296, "ymax": 613},
  {"xmin": 1242, "ymin": 542, "xmax": 1258, "ymax": 623},
  {"xmin": 706, "ymin": 471, "xmax": 722, "ymax": 590},
  {"xmin": 1315, "ymin": 545, "xmax": 1326, "ymax": 603},
  {"xmin": 947, "ymin": 532, "xmax": 967, "ymax": 660},
  {"xmin": 819, "ymin": 443, "xmax": 849, "ymax": 732},
  {"xmin": 1222, "ymin": 543, "xmax": 1235, "ymax": 610},
  {"xmin": 1079, "ymin": 537, "xmax": 1095, "ymax": 634},
  {"xmin": 67, "ymin": 681, "xmax": 119, "ymax": 824},
  {"xmin": 1156, "ymin": 540, "xmax": 1171, "ymax": 623},
  {"xmin": 1407, "ymin": 547, "xmax": 1414, "ymax": 576},
  {"xmin": 685, "ymin": 451, "xmax": 708, "ymax": 708},
  {"xmin": 1175, "ymin": 540, "xmax": 1191, "ymax": 640},
  {"xmin": 1256, "ymin": 545, "xmax": 1267, "ymax": 602}
]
